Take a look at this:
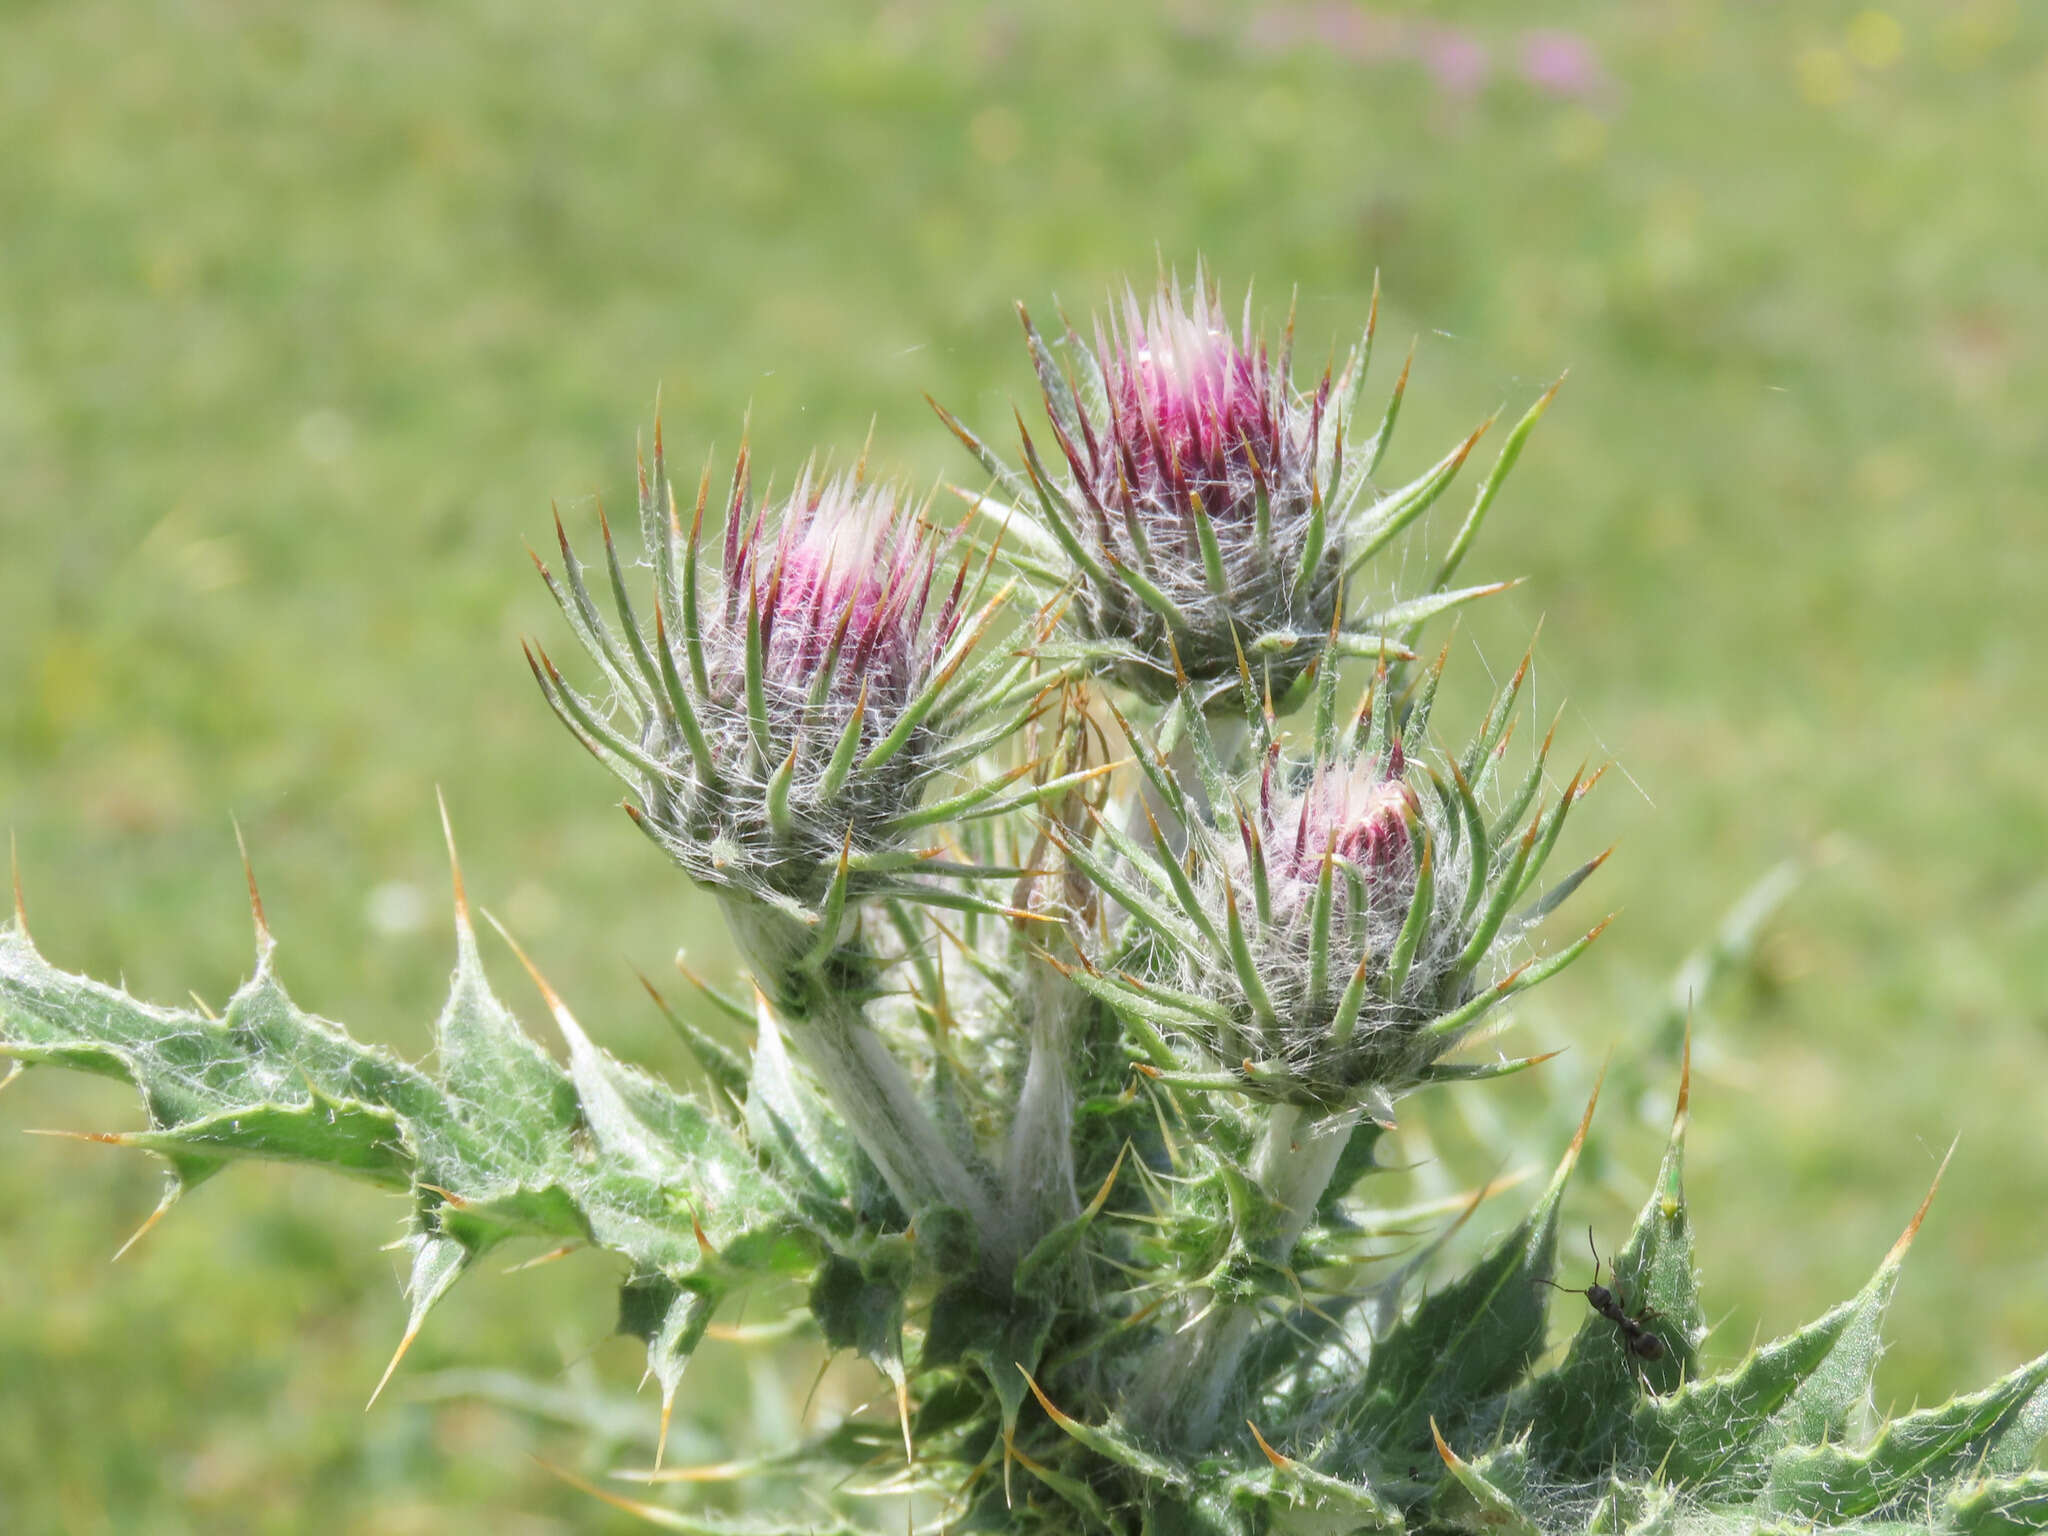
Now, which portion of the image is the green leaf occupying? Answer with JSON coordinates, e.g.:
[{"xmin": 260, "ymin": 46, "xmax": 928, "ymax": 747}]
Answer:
[
  {"xmin": 1226, "ymin": 1426, "xmax": 1402, "ymax": 1533},
  {"xmin": 1019, "ymin": 1367, "xmax": 1189, "ymax": 1487},
  {"xmin": 1631, "ymin": 1146, "xmax": 1955, "ymax": 1500},
  {"xmin": 1763, "ymin": 1349, "xmax": 2048, "ymax": 1523},
  {"xmin": 1013, "ymin": 1447, "xmax": 1115, "ymax": 1530},
  {"xmin": 1332, "ymin": 1077, "xmax": 1601, "ymax": 1464},
  {"xmin": 924, "ymin": 1282, "xmax": 1058, "ymax": 1460},
  {"xmin": 1941, "ymin": 1474, "xmax": 2048, "ymax": 1536},
  {"xmin": 1584, "ymin": 1478, "xmax": 1679, "ymax": 1536},
  {"xmin": 115, "ymin": 1089, "xmax": 409, "ymax": 1185},
  {"xmin": 616, "ymin": 1276, "xmax": 719, "ymax": 1464},
  {"xmin": 808, "ymin": 1249, "xmax": 913, "ymax": 1458},
  {"xmin": 0, "ymin": 868, "xmax": 814, "ymax": 1407},
  {"xmin": 1512, "ymin": 1034, "xmax": 1705, "ymax": 1469},
  {"xmin": 1428, "ymin": 1422, "xmax": 1543, "ymax": 1536}
]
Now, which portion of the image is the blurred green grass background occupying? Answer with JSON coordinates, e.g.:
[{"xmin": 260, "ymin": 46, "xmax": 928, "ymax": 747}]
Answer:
[{"xmin": 3, "ymin": 0, "xmax": 2045, "ymax": 1529}]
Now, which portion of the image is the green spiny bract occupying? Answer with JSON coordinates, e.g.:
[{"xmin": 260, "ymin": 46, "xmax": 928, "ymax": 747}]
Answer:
[
  {"xmin": 3, "ymin": 278, "xmax": 2042, "ymax": 1536},
  {"xmin": 933, "ymin": 268, "xmax": 1559, "ymax": 708}
]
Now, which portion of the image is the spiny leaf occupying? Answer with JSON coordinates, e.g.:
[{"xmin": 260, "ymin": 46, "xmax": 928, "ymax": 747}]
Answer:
[
  {"xmin": 808, "ymin": 1250, "xmax": 912, "ymax": 1461},
  {"xmin": 923, "ymin": 1284, "xmax": 1057, "ymax": 1471},
  {"xmin": 1631, "ymin": 1143, "xmax": 1955, "ymax": 1499},
  {"xmin": 1334, "ymin": 1071, "xmax": 1602, "ymax": 1463},
  {"xmin": 1512, "ymin": 1024, "xmax": 1704, "ymax": 1467},
  {"xmin": 1762, "ymin": 1348, "xmax": 2048, "ymax": 1522},
  {"xmin": 0, "ymin": 860, "xmax": 813, "ymax": 1405},
  {"xmin": 1018, "ymin": 1367, "xmax": 1188, "ymax": 1486},
  {"xmin": 1585, "ymin": 1478, "xmax": 1679, "ymax": 1536},
  {"xmin": 369, "ymin": 1232, "xmax": 468, "ymax": 1409},
  {"xmin": 1941, "ymin": 1473, "xmax": 2048, "ymax": 1536},
  {"xmin": 620, "ymin": 1277, "xmax": 720, "ymax": 1472},
  {"xmin": 1429, "ymin": 1420, "xmax": 1543, "ymax": 1536},
  {"xmin": 1228, "ymin": 1421, "xmax": 1402, "ymax": 1533},
  {"xmin": 436, "ymin": 796, "xmax": 582, "ymax": 1160}
]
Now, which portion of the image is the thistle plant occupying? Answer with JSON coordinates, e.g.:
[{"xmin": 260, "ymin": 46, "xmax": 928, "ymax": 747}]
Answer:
[{"xmin": 4, "ymin": 274, "xmax": 2043, "ymax": 1536}]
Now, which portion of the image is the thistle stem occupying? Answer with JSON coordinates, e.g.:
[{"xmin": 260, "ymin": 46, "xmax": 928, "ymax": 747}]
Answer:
[
  {"xmin": 787, "ymin": 1000, "xmax": 1000, "ymax": 1236},
  {"xmin": 723, "ymin": 901, "xmax": 1002, "ymax": 1251},
  {"xmin": 1004, "ymin": 966, "xmax": 1082, "ymax": 1247},
  {"xmin": 1130, "ymin": 1101, "xmax": 1360, "ymax": 1450}
]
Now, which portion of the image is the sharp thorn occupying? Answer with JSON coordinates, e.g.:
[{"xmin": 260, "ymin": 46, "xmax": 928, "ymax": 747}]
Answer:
[
  {"xmin": 1559, "ymin": 1052, "xmax": 1609, "ymax": 1175},
  {"xmin": 232, "ymin": 816, "xmax": 270, "ymax": 953},
  {"xmin": 655, "ymin": 1393, "xmax": 675, "ymax": 1473},
  {"xmin": 1430, "ymin": 1416, "xmax": 1464, "ymax": 1469},
  {"xmin": 365, "ymin": 1323, "xmax": 420, "ymax": 1412},
  {"xmin": 1247, "ymin": 1419, "xmax": 1292, "ymax": 1470},
  {"xmin": 501, "ymin": 1243, "xmax": 581, "ymax": 1274},
  {"xmin": 483, "ymin": 910, "xmax": 565, "ymax": 1013},
  {"xmin": 436, "ymin": 787, "xmax": 471, "ymax": 933},
  {"xmin": 111, "ymin": 1191, "xmax": 177, "ymax": 1262},
  {"xmin": 1888, "ymin": 1135, "xmax": 1958, "ymax": 1265},
  {"xmin": 1674, "ymin": 1002, "xmax": 1693, "ymax": 1134},
  {"xmin": 532, "ymin": 1459, "xmax": 690, "ymax": 1523},
  {"xmin": 23, "ymin": 1127, "xmax": 133, "ymax": 1144},
  {"xmin": 896, "ymin": 1374, "xmax": 914, "ymax": 1466}
]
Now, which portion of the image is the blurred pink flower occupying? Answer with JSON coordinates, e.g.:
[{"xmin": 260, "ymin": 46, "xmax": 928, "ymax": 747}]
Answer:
[
  {"xmin": 1519, "ymin": 29, "xmax": 1609, "ymax": 100},
  {"xmin": 1421, "ymin": 30, "xmax": 1491, "ymax": 98},
  {"xmin": 1238, "ymin": 6, "xmax": 1614, "ymax": 108}
]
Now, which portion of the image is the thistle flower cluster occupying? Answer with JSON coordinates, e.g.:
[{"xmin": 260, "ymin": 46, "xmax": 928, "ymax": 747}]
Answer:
[
  {"xmin": 936, "ymin": 269, "xmax": 1541, "ymax": 707},
  {"xmin": 33, "ymin": 275, "xmax": 2028, "ymax": 1536}
]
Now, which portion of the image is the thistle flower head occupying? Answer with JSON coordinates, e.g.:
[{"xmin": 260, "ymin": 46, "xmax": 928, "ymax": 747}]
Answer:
[
  {"xmin": 1095, "ymin": 280, "xmax": 1300, "ymax": 513},
  {"xmin": 718, "ymin": 464, "xmax": 954, "ymax": 760},
  {"xmin": 527, "ymin": 431, "xmax": 1021, "ymax": 949},
  {"xmin": 937, "ymin": 267, "xmax": 1548, "ymax": 708},
  {"xmin": 1063, "ymin": 646, "xmax": 1604, "ymax": 1109},
  {"xmin": 1198, "ymin": 732, "xmax": 1462, "ymax": 1104},
  {"xmin": 1258, "ymin": 741, "xmax": 1415, "ymax": 891}
]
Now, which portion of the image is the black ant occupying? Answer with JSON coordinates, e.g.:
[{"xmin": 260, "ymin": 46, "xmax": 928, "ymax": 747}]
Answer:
[{"xmin": 1539, "ymin": 1228, "xmax": 1665, "ymax": 1376}]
